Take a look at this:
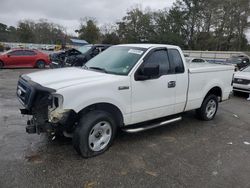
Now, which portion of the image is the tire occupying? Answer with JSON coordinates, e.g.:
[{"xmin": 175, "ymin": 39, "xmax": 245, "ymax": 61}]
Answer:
[
  {"xmin": 73, "ymin": 110, "xmax": 117, "ymax": 158},
  {"xmin": 0, "ymin": 61, "xmax": 4, "ymax": 69},
  {"xmin": 196, "ymin": 94, "xmax": 218, "ymax": 121},
  {"xmin": 36, "ymin": 60, "xmax": 46, "ymax": 69}
]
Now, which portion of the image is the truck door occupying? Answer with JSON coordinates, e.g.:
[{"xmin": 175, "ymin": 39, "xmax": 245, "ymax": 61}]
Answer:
[
  {"xmin": 168, "ymin": 49, "xmax": 188, "ymax": 113},
  {"xmin": 131, "ymin": 48, "xmax": 176, "ymax": 124}
]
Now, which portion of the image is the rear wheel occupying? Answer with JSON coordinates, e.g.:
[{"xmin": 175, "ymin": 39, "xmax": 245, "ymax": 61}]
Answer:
[
  {"xmin": 0, "ymin": 61, "xmax": 4, "ymax": 69},
  {"xmin": 73, "ymin": 110, "xmax": 117, "ymax": 158},
  {"xmin": 196, "ymin": 94, "xmax": 218, "ymax": 121},
  {"xmin": 36, "ymin": 60, "xmax": 46, "ymax": 69}
]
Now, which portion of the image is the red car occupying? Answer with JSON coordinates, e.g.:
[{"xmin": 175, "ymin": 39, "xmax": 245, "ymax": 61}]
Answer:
[{"xmin": 0, "ymin": 49, "xmax": 51, "ymax": 68}]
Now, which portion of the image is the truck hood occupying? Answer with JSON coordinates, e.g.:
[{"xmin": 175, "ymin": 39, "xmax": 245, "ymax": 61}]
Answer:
[{"xmin": 24, "ymin": 67, "xmax": 113, "ymax": 90}]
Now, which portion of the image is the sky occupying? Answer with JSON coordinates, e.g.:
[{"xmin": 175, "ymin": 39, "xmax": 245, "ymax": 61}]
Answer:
[
  {"xmin": 0, "ymin": 0, "xmax": 175, "ymax": 35},
  {"xmin": 0, "ymin": 0, "xmax": 249, "ymax": 41}
]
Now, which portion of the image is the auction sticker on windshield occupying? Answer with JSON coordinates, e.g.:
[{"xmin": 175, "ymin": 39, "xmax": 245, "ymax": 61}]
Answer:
[{"xmin": 128, "ymin": 49, "xmax": 143, "ymax": 55}]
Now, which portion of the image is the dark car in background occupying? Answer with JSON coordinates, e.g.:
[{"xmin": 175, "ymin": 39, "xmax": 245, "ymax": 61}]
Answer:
[
  {"xmin": 50, "ymin": 44, "xmax": 111, "ymax": 68},
  {"xmin": 225, "ymin": 55, "xmax": 250, "ymax": 71},
  {"xmin": 0, "ymin": 49, "xmax": 50, "ymax": 69}
]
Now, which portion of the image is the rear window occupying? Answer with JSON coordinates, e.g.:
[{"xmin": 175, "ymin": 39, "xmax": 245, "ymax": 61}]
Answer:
[{"xmin": 168, "ymin": 49, "xmax": 185, "ymax": 73}]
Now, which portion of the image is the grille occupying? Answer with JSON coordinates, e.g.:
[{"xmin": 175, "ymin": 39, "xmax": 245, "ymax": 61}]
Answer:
[
  {"xmin": 17, "ymin": 78, "xmax": 34, "ymax": 108},
  {"xmin": 233, "ymin": 78, "xmax": 250, "ymax": 85}
]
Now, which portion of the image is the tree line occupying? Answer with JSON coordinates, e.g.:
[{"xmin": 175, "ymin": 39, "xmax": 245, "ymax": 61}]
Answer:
[
  {"xmin": 0, "ymin": 0, "xmax": 249, "ymax": 51},
  {"xmin": 0, "ymin": 19, "xmax": 66, "ymax": 45}
]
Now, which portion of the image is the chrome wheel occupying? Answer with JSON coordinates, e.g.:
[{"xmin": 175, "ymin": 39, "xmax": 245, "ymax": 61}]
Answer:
[
  {"xmin": 88, "ymin": 121, "xmax": 112, "ymax": 152},
  {"xmin": 205, "ymin": 99, "xmax": 217, "ymax": 119}
]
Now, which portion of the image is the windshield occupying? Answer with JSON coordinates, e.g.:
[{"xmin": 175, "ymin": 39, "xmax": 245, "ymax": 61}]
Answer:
[
  {"xmin": 242, "ymin": 66, "xmax": 250, "ymax": 72},
  {"xmin": 2, "ymin": 50, "xmax": 12, "ymax": 55},
  {"xmin": 78, "ymin": 45, "xmax": 92, "ymax": 54},
  {"xmin": 84, "ymin": 46, "xmax": 146, "ymax": 75}
]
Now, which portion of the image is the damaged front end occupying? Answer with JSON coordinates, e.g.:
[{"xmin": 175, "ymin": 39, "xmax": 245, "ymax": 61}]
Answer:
[{"xmin": 17, "ymin": 75, "xmax": 77, "ymax": 136}]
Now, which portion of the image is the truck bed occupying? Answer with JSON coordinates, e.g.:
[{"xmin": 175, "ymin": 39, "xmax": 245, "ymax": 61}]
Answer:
[
  {"xmin": 184, "ymin": 63, "xmax": 234, "ymax": 112},
  {"xmin": 188, "ymin": 63, "xmax": 234, "ymax": 73}
]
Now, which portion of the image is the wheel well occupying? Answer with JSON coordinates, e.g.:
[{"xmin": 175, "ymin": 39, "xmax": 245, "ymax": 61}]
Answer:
[
  {"xmin": 36, "ymin": 59, "xmax": 46, "ymax": 63},
  {"xmin": 78, "ymin": 103, "xmax": 124, "ymax": 127},
  {"xmin": 205, "ymin": 87, "xmax": 222, "ymax": 101}
]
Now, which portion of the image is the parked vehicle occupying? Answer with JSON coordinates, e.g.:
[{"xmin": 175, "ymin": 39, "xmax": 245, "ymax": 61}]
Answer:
[
  {"xmin": 45, "ymin": 45, "xmax": 55, "ymax": 51},
  {"xmin": 17, "ymin": 44, "xmax": 234, "ymax": 157},
  {"xmin": 233, "ymin": 66, "xmax": 250, "ymax": 94},
  {"xmin": 49, "ymin": 44, "xmax": 111, "ymax": 68},
  {"xmin": 225, "ymin": 56, "xmax": 250, "ymax": 71},
  {"xmin": 186, "ymin": 57, "xmax": 208, "ymax": 63},
  {"xmin": 0, "ymin": 49, "xmax": 50, "ymax": 68}
]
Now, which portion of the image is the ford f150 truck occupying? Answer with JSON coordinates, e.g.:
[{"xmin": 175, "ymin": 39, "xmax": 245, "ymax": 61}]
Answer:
[{"xmin": 17, "ymin": 44, "xmax": 234, "ymax": 158}]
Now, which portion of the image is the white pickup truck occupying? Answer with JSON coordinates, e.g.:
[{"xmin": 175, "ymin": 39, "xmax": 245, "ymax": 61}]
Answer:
[{"xmin": 17, "ymin": 44, "xmax": 234, "ymax": 157}]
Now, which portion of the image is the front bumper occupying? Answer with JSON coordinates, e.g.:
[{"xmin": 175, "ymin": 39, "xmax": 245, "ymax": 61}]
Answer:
[
  {"xmin": 17, "ymin": 76, "xmax": 77, "ymax": 134},
  {"xmin": 233, "ymin": 83, "xmax": 250, "ymax": 94},
  {"xmin": 22, "ymin": 109, "xmax": 77, "ymax": 134}
]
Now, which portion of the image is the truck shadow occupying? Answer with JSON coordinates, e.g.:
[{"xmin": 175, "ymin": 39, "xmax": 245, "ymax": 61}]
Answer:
[{"xmin": 26, "ymin": 110, "xmax": 219, "ymax": 161}]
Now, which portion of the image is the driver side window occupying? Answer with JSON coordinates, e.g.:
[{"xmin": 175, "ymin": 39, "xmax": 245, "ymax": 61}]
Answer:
[{"xmin": 143, "ymin": 49, "xmax": 170, "ymax": 75}]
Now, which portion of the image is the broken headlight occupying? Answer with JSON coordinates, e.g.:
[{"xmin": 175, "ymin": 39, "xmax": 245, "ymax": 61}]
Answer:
[
  {"xmin": 48, "ymin": 94, "xmax": 63, "ymax": 111},
  {"xmin": 48, "ymin": 94, "xmax": 71, "ymax": 124}
]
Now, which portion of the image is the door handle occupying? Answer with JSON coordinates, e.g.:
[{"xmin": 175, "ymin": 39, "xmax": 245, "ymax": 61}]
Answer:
[{"xmin": 168, "ymin": 81, "xmax": 176, "ymax": 88}]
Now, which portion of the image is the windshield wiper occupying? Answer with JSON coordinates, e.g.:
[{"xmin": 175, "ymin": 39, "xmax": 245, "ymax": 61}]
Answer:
[{"xmin": 88, "ymin": 66, "xmax": 108, "ymax": 73}]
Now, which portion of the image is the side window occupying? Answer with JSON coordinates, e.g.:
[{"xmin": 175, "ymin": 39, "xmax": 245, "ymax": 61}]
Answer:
[
  {"xmin": 24, "ymin": 50, "xmax": 36, "ymax": 56},
  {"xmin": 8, "ymin": 50, "xmax": 24, "ymax": 56},
  {"xmin": 143, "ymin": 50, "xmax": 170, "ymax": 75},
  {"xmin": 168, "ymin": 49, "xmax": 185, "ymax": 74}
]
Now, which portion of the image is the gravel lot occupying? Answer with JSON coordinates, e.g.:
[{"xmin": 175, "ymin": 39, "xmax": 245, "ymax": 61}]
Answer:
[{"xmin": 0, "ymin": 68, "xmax": 250, "ymax": 188}]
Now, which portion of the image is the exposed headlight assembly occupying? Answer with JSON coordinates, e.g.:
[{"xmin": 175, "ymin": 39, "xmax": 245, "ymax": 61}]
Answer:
[{"xmin": 48, "ymin": 94, "xmax": 63, "ymax": 110}]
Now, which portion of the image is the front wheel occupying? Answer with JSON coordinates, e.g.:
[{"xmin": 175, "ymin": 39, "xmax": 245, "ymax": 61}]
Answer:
[
  {"xmin": 196, "ymin": 94, "xmax": 218, "ymax": 121},
  {"xmin": 73, "ymin": 110, "xmax": 117, "ymax": 158},
  {"xmin": 36, "ymin": 60, "xmax": 46, "ymax": 69}
]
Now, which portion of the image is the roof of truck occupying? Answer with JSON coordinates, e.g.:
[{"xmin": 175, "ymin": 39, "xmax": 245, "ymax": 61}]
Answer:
[{"xmin": 117, "ymin": 43, "xmax": 179, "ymax": 49}]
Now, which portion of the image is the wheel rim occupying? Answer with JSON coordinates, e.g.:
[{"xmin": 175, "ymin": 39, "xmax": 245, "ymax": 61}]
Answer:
[
  {"xmin": 88, "ymin": 121, "xmax": 112, "ymax": 152},
  {"xmin": 205, "ymin": 99, "xmax": 217, "ymax": 119},
  {"xmin": 37, "ymin": 61, "xmax": 45, "ymax": 68}
]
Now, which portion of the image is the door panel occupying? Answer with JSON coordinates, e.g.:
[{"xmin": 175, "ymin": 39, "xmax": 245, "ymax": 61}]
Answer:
[
  {"xmin": 23, "ymin": 50, "xmax": 37, "ymax": 66},
  {"xmin": 131, "ymin": 75, "xmax": 176, "ymax": 124},
  {"xmin": 7, "ymin": 50, "xmax": 25, "ymax": 67},
  {"xmin": 130, "ymin": 49, "xmax": 176, "ymax": 124}
]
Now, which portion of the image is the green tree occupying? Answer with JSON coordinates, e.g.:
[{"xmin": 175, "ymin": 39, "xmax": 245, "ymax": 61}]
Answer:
[
  {"xmin": 100, "ymin": 23, "xmax": 120, "ymax": 44},
  {"xmin": 117, "ymin": 7, "xmax": 155, "ymax": 43},
  {"xmin": 77, "ymin": 18, "xmax": 100, "ymax": 43},
  {"xmin": 16, "ymin": 20, "xmax": 34, "ymax": 43}
]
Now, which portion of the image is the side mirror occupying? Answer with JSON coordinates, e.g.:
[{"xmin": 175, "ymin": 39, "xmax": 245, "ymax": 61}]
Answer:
[
  {"xmin": 135, "ymin": 64, "xmax": 160, "ymax": 81},
  {"xmin": 7, "ymin": 54, "xmax": 11, "ymax": 57}
]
